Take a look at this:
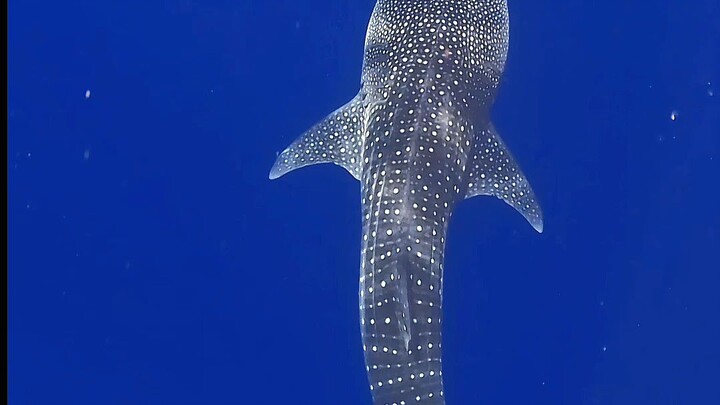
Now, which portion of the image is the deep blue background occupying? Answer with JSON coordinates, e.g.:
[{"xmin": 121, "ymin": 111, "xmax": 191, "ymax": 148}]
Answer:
[{"xmin": 8, "ymin": 0, "xmax": 720, "ymax": 404}]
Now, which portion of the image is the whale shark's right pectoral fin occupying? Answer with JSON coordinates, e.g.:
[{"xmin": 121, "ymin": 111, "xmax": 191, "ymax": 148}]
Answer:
[
  {"xmin": 464, "ymin": 123, "xmax": 544, "ymax": 233},
  {"xmin": 269, "ymin": 94, "xmax": 365, "ymax": 180}
]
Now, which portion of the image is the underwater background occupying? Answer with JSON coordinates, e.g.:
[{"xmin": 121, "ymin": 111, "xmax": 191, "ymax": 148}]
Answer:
[{"xmin": 8, "ymin": 0, "xmax": 719, "ymax": 404}]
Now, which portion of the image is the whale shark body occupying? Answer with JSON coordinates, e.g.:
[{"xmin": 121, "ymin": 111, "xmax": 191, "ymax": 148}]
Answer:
[{"xmin": 270, "ymin": 1, "xmax": 542, "ymax": 403}]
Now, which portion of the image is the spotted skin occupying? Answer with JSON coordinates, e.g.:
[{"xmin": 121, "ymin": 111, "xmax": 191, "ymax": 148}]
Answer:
[{"xmin": 270, "ymin": 1, "xmax": 542, "ymax": 404}]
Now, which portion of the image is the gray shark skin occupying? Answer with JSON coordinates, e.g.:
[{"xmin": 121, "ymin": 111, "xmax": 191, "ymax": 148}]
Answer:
[{"xmin": 270, "ymin": 1, "xmax": 542, "ymax": 403}]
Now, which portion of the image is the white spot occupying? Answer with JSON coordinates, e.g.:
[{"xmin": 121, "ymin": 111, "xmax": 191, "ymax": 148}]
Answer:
[
  {"xmin": 85, "ymin": 89, "xmax": 91, "ymax": 99},
  {"xmin": 670, "ymin": 110, "xmax": 679, "ymax": 121}
]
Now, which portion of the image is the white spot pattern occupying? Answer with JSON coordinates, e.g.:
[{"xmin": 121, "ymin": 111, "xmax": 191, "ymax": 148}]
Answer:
[
  {"xmin": 269, "ymin": 94, "xmax": 365, "ymax": 180},
  {"xmin": 270, "ymin": 1, "xmax": 543, "ymax": 404},
  {"xmin": 464, "ymin": 123, "xmax": 544, "ymax": 232}
]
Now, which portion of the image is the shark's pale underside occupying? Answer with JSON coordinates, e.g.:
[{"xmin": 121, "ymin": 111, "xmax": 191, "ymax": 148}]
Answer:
[{"xmin": 270, "ymin": 0, "xmax": 542, "ymax": 403}]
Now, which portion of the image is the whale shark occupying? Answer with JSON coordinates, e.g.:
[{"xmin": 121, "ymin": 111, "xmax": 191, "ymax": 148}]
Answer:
[{"xmin": 270, "ymin": 1, "xmax": 543, "ymax": 403}]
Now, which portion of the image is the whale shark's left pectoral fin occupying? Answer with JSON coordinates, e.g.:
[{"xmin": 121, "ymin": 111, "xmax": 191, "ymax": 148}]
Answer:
[
  {"xmin": 269, "ymin": 94, "xmax": 364, "ymax": 181},
  {"xmin": 465, "ymin": 123, "xmax": 544, "ymax": 233}
]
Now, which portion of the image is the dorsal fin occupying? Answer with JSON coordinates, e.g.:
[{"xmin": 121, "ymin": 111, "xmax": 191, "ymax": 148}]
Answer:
[
  {"xmin": 464, "ymin": 123, "xmax": 544, "ymax": 233},
  {"xmin": 269, "ymin": 94, "xmax": 364, "ymax": 180}
]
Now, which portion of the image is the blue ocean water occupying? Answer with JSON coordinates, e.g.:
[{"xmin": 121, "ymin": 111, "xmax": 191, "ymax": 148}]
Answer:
[{"xmin": 8, "ymin": 0, "xmax": 719, "ymax": 404}]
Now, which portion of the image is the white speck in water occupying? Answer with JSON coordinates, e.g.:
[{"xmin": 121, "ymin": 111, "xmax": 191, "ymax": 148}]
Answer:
[
  {"xmin": 708, "ymin": 82, "xmax": 714, "ymax": 97},
  {"xmin": 602, "ymin": 346, "xmax": 607, "ymax": 352},
  {"xmin": 83, "ymin": 149, "xmax": 91, "ymax": 160},
  {"xmin": 85, "ymin": 89, "xmax": 91, "ymax": 99},
  {"xmin": 670, "ymin": 110, "xmax": 679, "ymax": 121}
]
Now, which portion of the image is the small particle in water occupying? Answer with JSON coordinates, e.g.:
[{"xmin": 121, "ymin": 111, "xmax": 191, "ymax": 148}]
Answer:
[
  {"xmin": 83, "ymin": 149, "xmax": 91, "ymax": 160},
  {"xmin": 85, "ymin": 89, "xmax": 91, "ymax": 99},
  {"xmin": 670, "ymin": 110, "xmax": 678, "ymax": 121},
  {"xmin": 708, "ymin": 83, "xmax": 714, "ymax": 97},
  {"xmin": 602, "ymin": 346, "xmax": 607, "ymax": 352}
]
